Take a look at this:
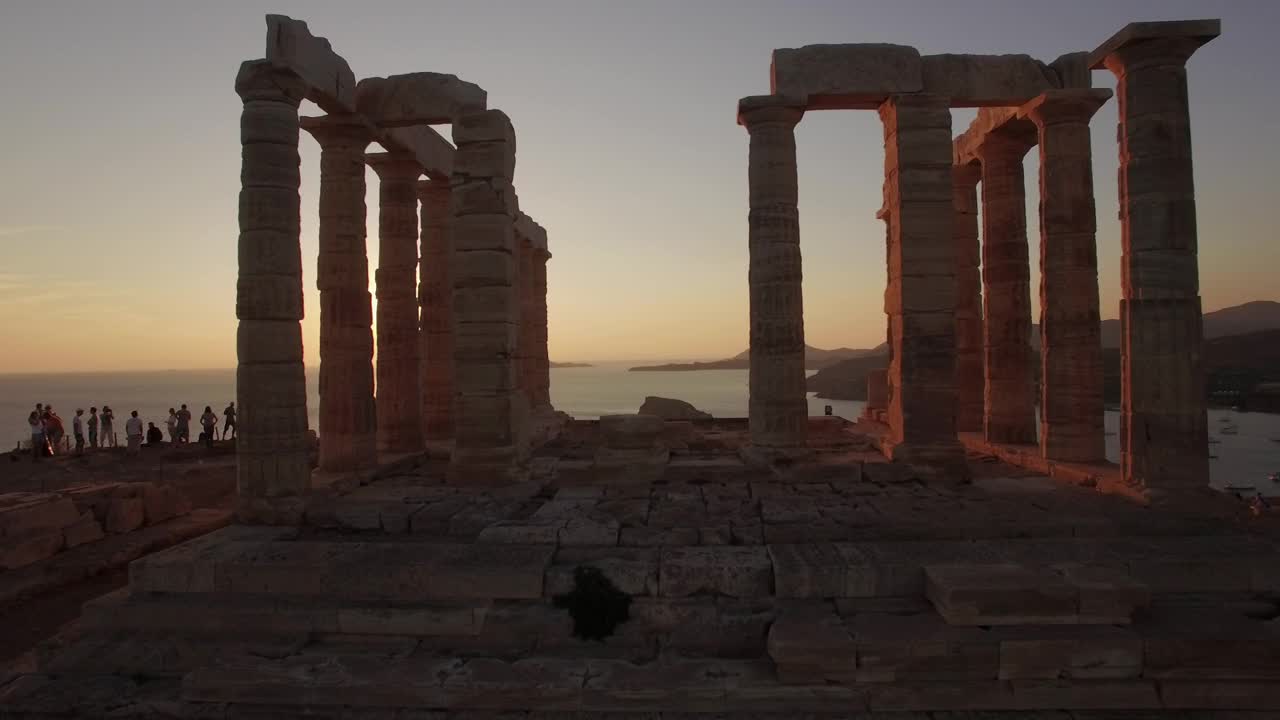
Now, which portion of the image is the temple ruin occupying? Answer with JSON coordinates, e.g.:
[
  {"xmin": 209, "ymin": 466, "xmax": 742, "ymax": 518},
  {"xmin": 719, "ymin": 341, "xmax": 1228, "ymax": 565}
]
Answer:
[
  {"xmin": 741, "ymin": 20, "xmax": 1219, "ymax": 496},
  {"xmin": 10, "ymin": 16, "xmax": 1280, "ymax": 720},
  {"xmin": 234, "ymin": 16, "xmax": 560, "ymax": 524}
]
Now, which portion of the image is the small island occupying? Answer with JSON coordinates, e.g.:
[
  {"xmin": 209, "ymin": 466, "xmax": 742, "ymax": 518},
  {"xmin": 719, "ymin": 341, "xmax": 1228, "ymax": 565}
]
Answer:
[{"xmin": 550, "ymin": 361, "xmax": 593, "ymax": 369}]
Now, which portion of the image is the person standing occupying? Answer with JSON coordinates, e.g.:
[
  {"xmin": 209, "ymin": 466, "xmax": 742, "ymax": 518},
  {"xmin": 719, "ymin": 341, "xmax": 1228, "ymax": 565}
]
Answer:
[
  {"xmin": 72, "ymin": 409, "xmax": 86, "ymax": 455},
  {"xmin": 176, "ymin": 404, "xmax": 192, "ymax": 445},
  {"xmin": 125, "ymin": 410, "xmax": 143, "ymax": 457},
  {"xmin": 200, "ymin": 406, "xmax": 218, "ymax": 449},
  {"xmin": 101, "ymin": 406, "xmax": 116, "ymax": 448},
  {"xmin": 44, "ymin": 407, "xmax": 64, "ymax": 455},
  {"xmin": 165, "ymin": 408, "xmax": 178, "ymax": 444},
  {"xmin": 146, "ymin": 422, "xmax": 164, "ymax": 446},
  {"xmin": 223, "ymin": 401, "xmax": 237, "ymax": 440},
  {"xmin": 28, "ymin": 411, "xmax": 44, "ymax": 462},
  {"xmin": 87, "ymin": 407, "xmax": 99, "ymax": 450}
]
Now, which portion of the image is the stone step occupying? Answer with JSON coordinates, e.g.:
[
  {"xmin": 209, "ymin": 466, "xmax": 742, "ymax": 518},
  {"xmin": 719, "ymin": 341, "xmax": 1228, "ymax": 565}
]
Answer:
[
  {"xmin": 925, "ymin": 563, "xmax": 1150, "ymax": 625},
  {"xmin": 128, "ymin": 527, "xmax": 556, "ymax": 602}
]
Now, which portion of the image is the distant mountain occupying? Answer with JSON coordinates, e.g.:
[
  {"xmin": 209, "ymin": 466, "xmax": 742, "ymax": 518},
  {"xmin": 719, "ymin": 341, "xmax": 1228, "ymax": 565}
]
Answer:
[
  {"xmin": 629, "ymin": 344, "xmax": 884, "ymax": 372},
  {"xmin": 550, "ymin": 361, "xmax": 593, "ymax": 369},
  {"xmin": 1031, "ymin": 300, "xmax": 1280, "ymax": 349}
]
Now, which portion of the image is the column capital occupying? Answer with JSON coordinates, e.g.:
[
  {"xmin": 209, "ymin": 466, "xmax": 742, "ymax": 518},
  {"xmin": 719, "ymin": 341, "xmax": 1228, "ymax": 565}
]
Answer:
[
  {"xmin": 416, "ymin": 177, "xmax": 451, "ymax": 201},
  {"xmin": 300, "ymin": 114, "xmax": 376, "ymax": 148},
  {"xmin": 235, "ymin": 60, "xmax": 309, "ymax": 105},
  {"xmin": 366, "ymin": 151, "xmax": 423, "ymax": 180},
  {"xmin": 1089, "ymin": 19, "xmax": 1220, "ymax": 72},
  {"xmin": 737, "ymin": 95, "xmax": 805, "ymax": 130},
  {"xmin": 1019, "ymin": 89, "xmax": 1112, "ymax": 128},
  {"xmin": 973, "ymin": 121, "xmax": 1037, "ymax": 163}
]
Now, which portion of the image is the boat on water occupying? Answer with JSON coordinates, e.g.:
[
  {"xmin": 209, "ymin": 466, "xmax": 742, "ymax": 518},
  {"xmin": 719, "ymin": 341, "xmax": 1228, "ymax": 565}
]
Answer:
[
  {"xmin": 1218, "ymin": 415, "xmax": 1233, "ymax": 423},
  {"xmin": 1220, "ymin": 425, "xmax": 1239, "ymax": 435},
  {"xmin": 1208, "ymin": 437, "xmax": 1221, "ymax": 444}
]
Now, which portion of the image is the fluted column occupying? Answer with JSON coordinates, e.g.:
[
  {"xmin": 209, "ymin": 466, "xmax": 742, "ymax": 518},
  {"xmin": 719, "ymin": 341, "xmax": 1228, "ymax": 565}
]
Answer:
[
  {"xmin": 514, "ymin": 232, "xmax": 534, "ymax": 404},
  {"xmin": 301, "ymin": 116, "xmax": 377, "ymax": 473},
  {"xmin": 367, "ymin": 152, "xmax": 423, "ymax": 454},
  {"xmin": 738, "ymin": 95, "xmax": 807, "ymax": 448},
  {"xmin": 450, "ymin": 110, "xmax": 526, "ymax": 479},
  {"xmin": 233, "ymin": 61, "xmax": 311, "ymax": 518},
  {"xmin": 532, "ymin": 245, "xmax": 551, "ymax": 407},
  {"xmin": 417, "ymin": 179, "xmax": 454, "ymax": 447},
  {"xmin": 976, "ymin": 126, "xmax": 1038, "ymax": 446},
  {"xmin": 953, "ymin": 162, "xmax": 983, "ymax": 434},
  {"xmin": 1024, "ymin": 90, "xmax": 1111, "ymax": 463},
  {"xmin": 878, "ymin": 93, "xmax": 963, "ymax": 466},
  {"xmin": 1097, "ymin": 21, "xmax": 1218, "ymax": 488}
]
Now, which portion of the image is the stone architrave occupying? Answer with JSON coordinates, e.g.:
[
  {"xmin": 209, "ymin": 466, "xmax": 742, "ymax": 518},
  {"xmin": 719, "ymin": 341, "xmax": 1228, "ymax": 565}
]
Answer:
[
  {"xmin": 417, "ymin": 179, "xmax": 455, "ymax": 447},
  {"xmin": 233, "ymin": 60, "xmax": 312, "ymax": 517},
  {"xmin": 1022, "ymin": 90, "xmax": 1111, "ymax": 463},
  {"xmin": 738, "ymin": 95, "xmax": 808, "ymax": 448},
  {"xmin": 367, "ymin": 151, "xmax": 424, "ymax": 454},
  {"xmin": 450, "ymin": 110, "xmax": 526, "ymax": 479},
  {"xmin": 976, "ymin": 121, "xmax": 1038, "ymax": 446},
  {"xmin": 301, "ymin": 115, "xmax": 377, "ymax": 473},
  {"xmin": 952, "ymin": 162, "xmax": 983, "ymax": 434},
  {"xmin": 1094, "ymin": 20, "xmax": 1220, "ymax": 488},
  {"xmin": 878, "ymin": 93, "xmax": 964, "ymax": 466}
]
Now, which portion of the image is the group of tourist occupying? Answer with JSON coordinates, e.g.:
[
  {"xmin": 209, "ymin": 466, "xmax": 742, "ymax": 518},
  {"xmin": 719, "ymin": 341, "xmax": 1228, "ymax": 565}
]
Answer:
[{"xmin": 24, "ymin": 402, "xmax": 237, "ymax": 461}]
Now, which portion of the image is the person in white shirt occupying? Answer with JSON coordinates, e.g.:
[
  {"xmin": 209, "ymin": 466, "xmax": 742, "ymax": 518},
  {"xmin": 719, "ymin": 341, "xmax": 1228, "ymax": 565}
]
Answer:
[
  {"xmin": 72, "ymin": 409, "xmax": 86, "ymax": 454},
  {"xmin": 125, "ymin": 410, "xmax": 144, "ymax": 457}
]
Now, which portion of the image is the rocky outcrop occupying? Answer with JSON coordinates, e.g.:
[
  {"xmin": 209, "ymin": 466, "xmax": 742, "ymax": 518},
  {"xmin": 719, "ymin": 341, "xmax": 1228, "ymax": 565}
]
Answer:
[{"xmin": 638, "ymin": 396, "xmax": 712, "ymax": 421}]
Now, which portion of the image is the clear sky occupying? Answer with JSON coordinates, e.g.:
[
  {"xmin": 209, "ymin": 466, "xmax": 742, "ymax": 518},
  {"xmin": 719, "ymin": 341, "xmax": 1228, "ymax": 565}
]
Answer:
[{"xmin": 1, "ymin": 0, "xmax": 1276, "ymax": 373}]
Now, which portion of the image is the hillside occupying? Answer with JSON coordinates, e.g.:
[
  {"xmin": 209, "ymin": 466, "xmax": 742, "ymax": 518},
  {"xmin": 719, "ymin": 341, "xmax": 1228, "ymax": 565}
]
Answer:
[
  {"xmin": 807, "ymin": 327, "xmax": 1280, "ymax": 406},
  {"xmin": 1031, "ymin": 300, "xmax": 1280, "ymax": 349},
  {"xmin": 629, "ymin": 344, "xmax": 884, "ymax": 372}
]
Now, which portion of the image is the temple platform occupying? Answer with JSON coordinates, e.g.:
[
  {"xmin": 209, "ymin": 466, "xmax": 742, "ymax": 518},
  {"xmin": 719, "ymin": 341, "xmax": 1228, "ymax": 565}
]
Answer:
[{"xmin": 4, "ymin": 419, "xmax": 1279, "ymax": 717}]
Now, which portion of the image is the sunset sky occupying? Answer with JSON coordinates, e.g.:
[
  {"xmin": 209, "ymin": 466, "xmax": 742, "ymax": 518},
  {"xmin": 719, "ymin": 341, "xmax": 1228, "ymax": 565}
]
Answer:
[{"xmin": 1, "ymin": 0, "xmax": 1277, "ymax": 373}]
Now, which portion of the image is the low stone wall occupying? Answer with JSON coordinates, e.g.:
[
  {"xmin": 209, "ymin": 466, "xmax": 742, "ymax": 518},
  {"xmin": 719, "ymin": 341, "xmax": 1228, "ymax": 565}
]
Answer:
[{"xmin": 0, "ymin": 480, "xmax": 213, "ymax": 573}]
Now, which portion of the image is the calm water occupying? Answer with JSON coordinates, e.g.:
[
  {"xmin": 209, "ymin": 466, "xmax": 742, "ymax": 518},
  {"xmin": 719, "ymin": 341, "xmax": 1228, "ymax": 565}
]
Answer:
[{"xmin": 3, "ymin": 365, "xmax": 1277, "ymax": 492}]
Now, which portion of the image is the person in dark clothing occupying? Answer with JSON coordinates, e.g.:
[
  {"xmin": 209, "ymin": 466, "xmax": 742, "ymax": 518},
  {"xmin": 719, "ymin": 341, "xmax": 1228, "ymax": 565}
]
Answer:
[{"xmin": 146, "ymin": 422, "xmax": 164, "ymax": 447}]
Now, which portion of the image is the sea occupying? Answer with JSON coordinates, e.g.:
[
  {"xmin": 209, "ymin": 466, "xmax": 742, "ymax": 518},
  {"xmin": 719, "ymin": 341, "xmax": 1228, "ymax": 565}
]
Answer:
[{"xmin": 3, "ymin": 364, "xmax": 1278, "ymax": 493}]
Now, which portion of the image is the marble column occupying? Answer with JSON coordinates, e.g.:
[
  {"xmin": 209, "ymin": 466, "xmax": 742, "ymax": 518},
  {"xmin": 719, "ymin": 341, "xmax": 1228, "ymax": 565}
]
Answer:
[
  {"xmin": 301, "ymin": 116, "xmax": 377, "ymax": 473},
  {"xmin": 367, "ymin": 152, "xmax": 424, "ymax": 454},
  {"xmin": 233, "ymin": 61, "xmax": 311, "ymax": 518},
  {"xmin": 1024, "ymin": 90, "xmax": 1111, "ymax": 463},
  {"xmin": 417, "ymin": 178, "xmax": 454, "ymax": 448},
  {"xmin": 532, "ymin": 245, "xmax": 552, "ymax": 407},
  {"xmin": 952, "ymin": 162, "xmax": 984, "ymax": 434},
  {"xmin": 976, "ymin": 125, "xmax": 1038, "ymax": 446},
  {"xmin": 738, "ymin": 95, "xmax": 807, "ymax": 448},
  {"xmin": 450, "ymin": 110, "xmax": 525, "ymax": 478},
  {"xmin": 1097, "ymin": 21, "xmax": 1218, "ymax": 488},
  {"xmin": 878, "ymin": 93, "xmax": 963, "ymax": 466}
]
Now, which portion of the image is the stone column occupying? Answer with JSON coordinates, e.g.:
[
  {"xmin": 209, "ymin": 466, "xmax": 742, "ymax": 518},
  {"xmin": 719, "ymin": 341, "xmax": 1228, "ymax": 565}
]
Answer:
[
  {"xmin": 450, "ymin": 110, "xmax": 526, "ymax": 479},
  {"xmin": 367, "ymin": 152, "xmax": 424, "ymax": 454},
  {"xmin": 532, "ymin": 245, "xmax": 552, "ymax": 407},
  {"xmin": 417, "ymin": 179, "xmax": 454, "ymax": 448},
  {"xmin": 952, "ymin": 163, "xmax": 984, "ymax": 434},
  {"xmin": 1096, "ymin": 21, "xmax": 1218, "ymax": 488},
  {"xmin": 738, "ymin": 95, "xmax": 807, "ymax": 448},
  {"xmin": 514, "ymin": 232, "xmax": 534, "ymax": 405},
  {"xmin": 301, "ymin": 116, "xmax": 377, "ymax": 473},
  {"xmin": 976, "ymin": 125, "xmax": 1038, "ymax": 446},
  {"xmin": 1023, "ymin": 90, "xmax": 1111, "ymax": 463},
  {"xmin": 878, "ymin": 94, "xmax": 963, "ymax": 466},
  {"xmin": 233, "ymin": 61, "xmax": 311, "ymax": 520}
]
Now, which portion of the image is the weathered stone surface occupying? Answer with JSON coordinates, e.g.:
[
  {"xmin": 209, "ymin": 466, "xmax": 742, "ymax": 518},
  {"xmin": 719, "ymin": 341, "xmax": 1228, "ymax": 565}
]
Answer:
[
  {"xmin": 104, "ymin": 497, "xmax": 146, "ymax": 534},
  {"xmin": 768, "ymin": 608, "xmax": 856, "ymax": 682},
  {"xmin": 141, "ymin": 483, "xmax": 193, "ymax": 524},
  {"xmin": 921, "ymin": 54, "xmax": 1055, "ymax": 106},
  {"xmin": 418, "ymin": 179, "xmax": 456, "ymax": 448},
  {"xmin": 355, "ymin": 72, "xmax": 486, "ymax": 125},
  {"xmin": 61, "ymin": 511, "xmax": 105, "ymax": 549},
  {"xmin": 952, "ymin": 162, "xmax": 983, "ymax": 433},
  {"xmin": 1057, "ymin": 563, "xmax": 1149, "ymax": 622},
  {"xmin": 771, "ymin": 44, "xmax": 923, "ymax": 109},
  {"xmin": 998, "ymin": 625, "xmax": 1142, "ymax": 680},
  {"xmin": 599, "ymin": 414, "xmax": 665, "ymax": 450},
  {"xmin": 381, "ymin": 123, "xmax": 454, "ymax": 180},
  {"xmin": 264, "ymin": 14, "xmax": 355, "ymax": 113},
  {"xmin": 1088, "ymin": 18, "xmax": 1222, "ymax": 69},
  {"xmin": 659, "ymin": 546, "xmax": 773, "ymax": 598},
  {"xmin": 546, "ymin": 547, "xmax": 658, "ymax": 597},
  {"xmin": 768, "ymin": 543, "xmax": 847, "ymax": 598},
  {"xmin": 0, "ymin": 530, "xmax": 64, "ymax": 570},
  {"xmin": 852, "ymin": 611, "xmax": 999, "ymax": 682},
  {"xmin": 0, "ymin": 497, "xmax": 79, "ymax": 537},
  {"xmin": 925, "ymin": 564, "xmax": 1078, "ymax": 625}
]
